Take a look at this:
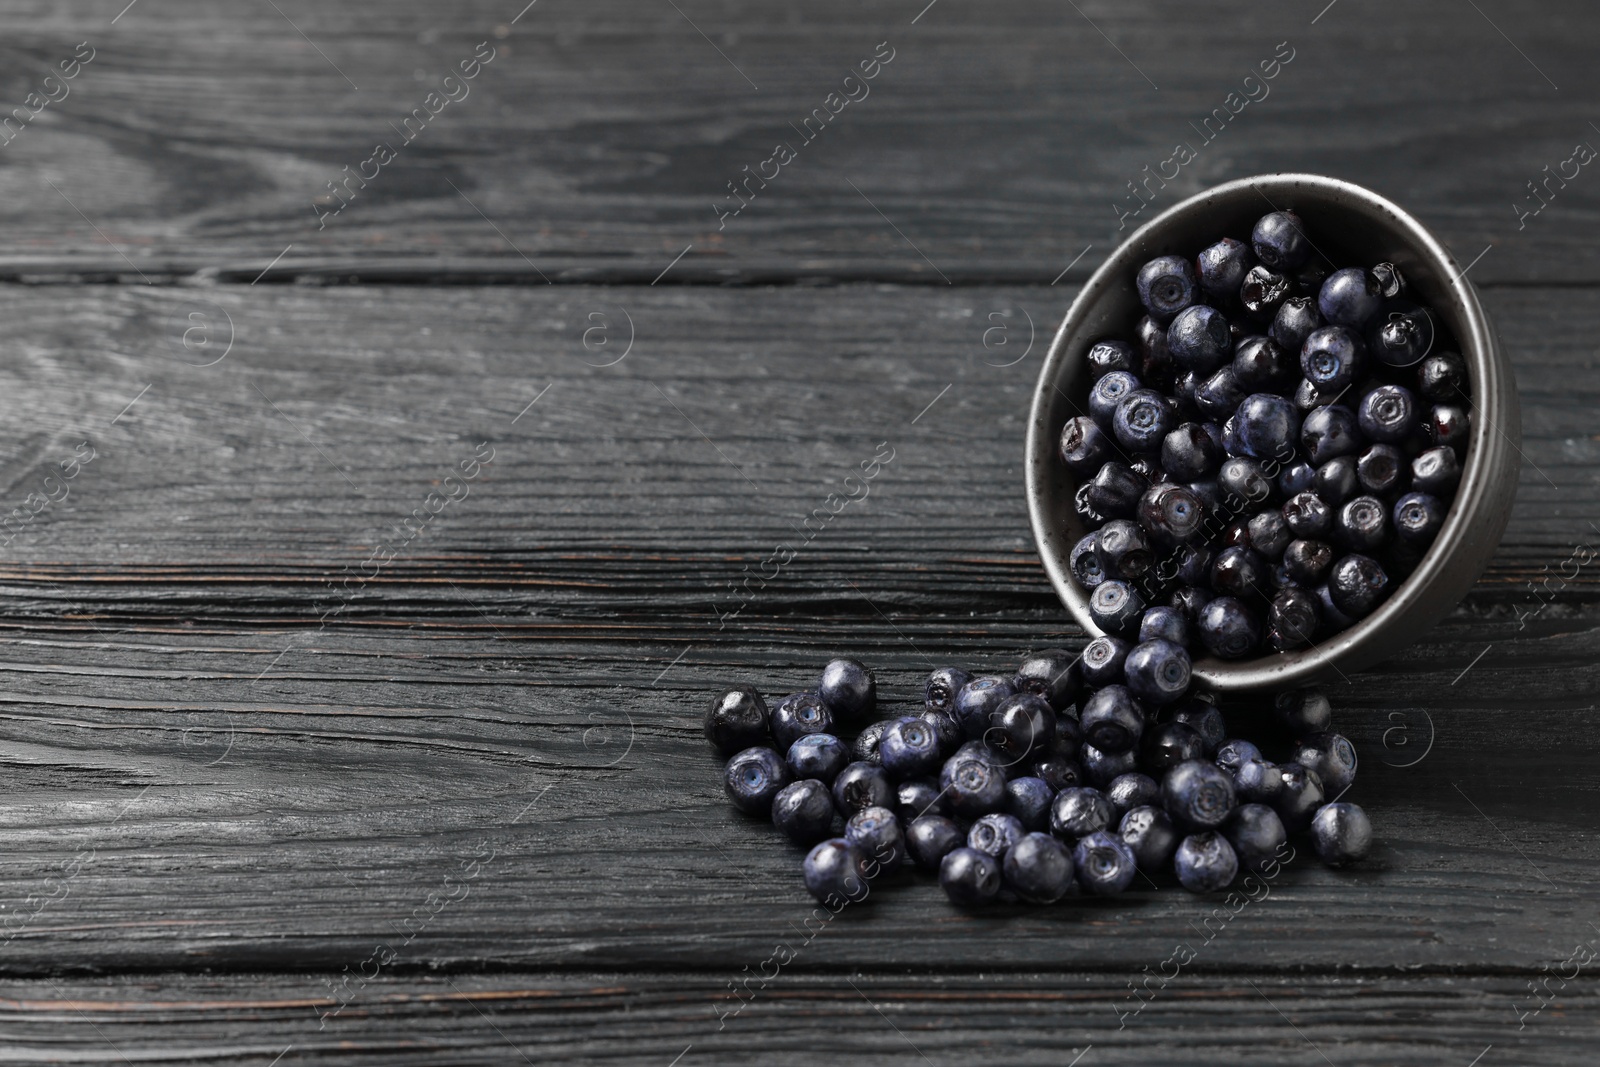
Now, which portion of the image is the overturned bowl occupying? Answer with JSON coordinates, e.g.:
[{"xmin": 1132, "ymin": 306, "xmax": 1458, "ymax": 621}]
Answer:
[{"xmin": 1025, "ymin": 173, "xmax": 1520, "ymax": 691}]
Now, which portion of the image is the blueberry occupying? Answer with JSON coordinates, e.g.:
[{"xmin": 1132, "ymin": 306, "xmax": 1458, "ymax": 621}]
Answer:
[
  {"xmin": 880, "ymin": 716, "xmax": 944, "ymax": 780},
  {"xmin": 1267, "ymin": 587, "xmax": 1321, "ymax": 650},
  {"xmin": 1123, "ymin": 639, "xmax": 1192, "ymax": 705},
  {"xmin": 1049, "ymin": 786, "xmax": 1114, "ymax": 842},
  {"xmin": 1080, "ymin": 686, "xmax": 1145, "ymax": 754},
  {"xmin": 1086, "ymin": 461, "xmax": 1148, "ymax": 519},
  {"xmin": 918, "ymin": 708, "xmax": 963, "ymax": 757},
  {"xmin": 1310, "ymin": 801, "xmax": 1372, "ymax": 866},
  {"xmin": 1300, "ymin": 326, "xmax": 1366, "ymax": 394},
  {"xmin": 1233, "ymin": 335, "xmax": 1298, "ymax": 393},
  {"xmin": 1081, "ymin": 740, "xmax": 1139, "ymax": 788},
  {"xmin": 1032, "ymin": 753, "xmax": 1087, "ymax": 792},
  {"xmin": 1070, "ymin": 533, "xmax": 1107, "ymax": 590},
  {"xmin": 1162, "ymin": 422, "xmax": 1223, "ymax": 481},
  {"xmin": 1195, "ymin": 365, "xmax": 1248, "ymax": 421},
  {"xmin": 1129, "ymin": 455, "xmax": 1165, "ymax": 483},
  {"xmin": 1075, "ymin": 483, "xmax": 1107, "ymax": 527},
  {"xmin": 1196, "ymin": 237, "xmax": 1255, "ymax": 298},
  {"xmin": 1186, "ymin": 478, "xmax": 1223, "ymax": 513},
  {"xmin": 1273, "ymin": 462, "xmax": 1313, "ymax": 501},
  {"xmin": 803, "ymin": 838, "xmax": 870, "ymax": 903},
  {"xmin": 1248, "ymin": 509, "xmax": 1292, "ymax": 560},
  {"xmin": 1336, "ymin": 495, "xmax": 1389, "ymax": 553},
  {"xmin": 1235, "ymin": 393, "xmax": 1302, "ymax": 462},
  {"xmin": 1167, "ymin": 305, "xmax": 1233, "ymax": 375},
  {"xmin": 771, "ymin": 691, "xmax": 835, "ymax": 751},
  {"xmin": 1161, "ymin": 759, "xmax": 1237, "ymax": 831},
  {"xmin": 1139, "ymin": 605, "xmax": 1191, "ymax": 647},
  {"xmin": 1358, "ymin": 384, "xmax": 1419, "ymax": 444},
  {"xmin": 1198, "ymin": 596, "xmax": 1261, "ymax": 659},
  {"xmin": 939, "ymin": 846, "xmax": 1002, "ymax": 906},
  {"xmin": 1014, "ymin": 649, "xmax": 1082, "ymax": 711},
  {"xmin": 845, "ymin": 805, "xmax": 905, "ymax": 875},
  {"xmin": 1234, "ymin": 758, "xmax": 1284, "ymax": 805},
  {"xmin": 905, "ymin": 814, "xmax": 964, "ymax": 871},
  {"xmin": 1174, "ymin": 831, "xmax": 1238, "ymax": 893},
  {"xmin": 1295, "ymin": 732, "xmax": 1358, "ymax": 795},
  {"xmin": 1315, "ymin": 583, "xmax": 1356, "ymax": 632},
  {"xmin": 1411, "ymin": 446, "xmax": 1460, "ymax": 495},
  {"xmin": 1291, "ymin": 377, "xmax": 1326, "ymax": 413},
  {"xmin": 1214, "ymin": 738, "xmax": 1262, "ymax": 776},
  {"xmin": 1356, "ymin": 443, "xmax": 1407, "ymax": 495},
  {"xmin": 1367, "ymin": 301, "xmax": 1435, "ymax": 367},
  {"xmin": 1318, "ymin": 268, "xmax": 1383, "ymax": 329},
  {"xmin": 1142, "ymin": 721, "xmax": 1206, "ymax": 773},
  {"xmin": 1005, "ymin": 775, "xmax": 1056, "ymax": 831},
  {"xmin": 1136, "ymin": 314, "xmax": 1178, "ymax": 383},
  {"xmin": 819, "ymin": 658, "xmax": 876, "ymax": 723},
  {"xmin": 1172, "ymin": 700, "xmax": 1227, "ymax": 755},
  {"xmin": 1252, "ymin": 210, "xmax": 1311, "ymax": 271},
  {"xmin": 787, "ymin": 733, "xmax": 850, "ymax": 784},
  {"xmin": 705, "ymin": 686, "xmax": 770, "ymax": 755},
  {"xmin": 1096, "ymin": 519, "xmax": 1153, "ymax": 580},
  {"xmin": 1050, "ymin": 710, "xmax": 1084, "ymax": 761},
  {"xmin": 1119, "ymin": 804, "xmax": 1180, "ymax": 871},
  {"xmin": 1073, "ymin": 830, "xmax": 1138, "ymax": 895},
  {"xmin": 1274, "ymin": 687, "xmax": 1332, "ymax": 736},
  {"xmin": 896, "ymin": 777, "xmax": 947, "ymax": 823},
  {"xmin": 1089, "ymin": 371, "xmax": 1141, "ymax": 432},
  {"xmin": 1087, "ymin": 339, "xmax": 1138, "ymax": 380},
  {"xmin": 1223, "ymin": 803, "xmax": 1288, "ymax": 872},
  {"xmin": 1003, "ymin": 832, "xmax": 1076, "ymax": 903},
  {"xmin": 1081, "ymin": 635, "xmax": 1131, "ymax": 687},
  {"xmin": 1176, "ymin": 543, "xmax": 1217, "ymax": 590},
  {"xmin": 1301, "ymin": 404, "xmax": 1363, "ymax": 464},
  {"xmin": 1394, "ymin": 491, "xmax": 1445, "ymax": 544},
  {"xmin": 1137, "ymin": 255, "xmax": 1199, "ymax": 322},
  {"xmin": 1417, "ymin": 351, "xmax": 1467, "ymax": 401},
  {"xmin": 1059, "ymin": 416, "xmax": 1113, "ymax": 474},
  {"xmin": 1370, "ymin": 261, "xmax": 1405, "ymax": 298},
  {"xmin": 851, "ymin": 719, "xmax": 894, "ymax": 764},
  {"xmin": 832, "ymin": 761, "xmax": 893, "ymax": 815},
  {"xmin": 1138, "ymin": 483, "xmax": 1206, "ymax": 546},
  {"xmin": 772, "ymin": 780, "xmax": 838, "ymax": 846},
  {"xmin": 1328, "ymin": 553, "xmax": 1388, "ymax": 618},
  {"xmin": 1211, "ymin": 546, "xmax": 1270, "ymax": 603},
  {"xmin": 1105, "ymin": 772, "xmax": 1161, "ymax": 818},
  {"xmin": 724, "ymin": 746, "xmax": 792, "ymax": 815},
  {"xmin": 1219, "ymin": 456, "xmax": 1274, "ymax": 506},
  {"xmin": 953, "ymin": 675, "xmax": 1016, "ymax": 741},
  {"xmin": 940, "ymin": 749, "xmax": 1007, "ymax": 818},
  {"xmin": 988, "ymin": 694, "xmax": 1056, "ymax": 763},
  {"xmin": 1314, "ymin": 455, "xmax": 1360, "ymax": 506},
  {"xmin": 1426, "ymin": 403, "xmax": 1471, "ymax": 454},
  {"xmin": 1090, "ymin": 580, "xmax": 1146, "ymax": 637},
  {"xmin": 1114, "ymin": 388, "xmax": 1175, "ymax": 453},
  {"xmin": 1274, "ymin": 763, "xmax": 1325, "ymax": 832},
  {"xmin": 1240, "ymin": 265, "xmax": 1292, "ymax": 320},
  {"xmin": 1270, "ymin": 295, "xmax": 1324, "ymax": 353},
  {"xmin": 1282, "ymin": 537, "xmax": 1334, "ymax": 585},
  {"xmin": 967, "ymin": 812, "xmax": 1025, "ymax": 859}
]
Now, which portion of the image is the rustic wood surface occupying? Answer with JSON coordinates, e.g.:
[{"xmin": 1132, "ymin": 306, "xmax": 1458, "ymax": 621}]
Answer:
[{"xmin": 0, "ymin": 0, "xmax": 1596, "ymax": 1063}]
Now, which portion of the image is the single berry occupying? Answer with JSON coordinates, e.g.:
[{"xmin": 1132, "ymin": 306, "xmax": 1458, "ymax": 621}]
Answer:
[
  {"xmin": 1033, "ymin": 753, "xmax": 1087, "ymax": 792},
  {"xmin": 1138, "ymin": 483, "xmax": 1206, "ymax": 545},
  {"xmin": 1198, "ymin": 596, "xmax": 1261, "ymax": 659},
  {"xmin": 919, "ymin": 709, "xmax": 964, "ymax": 757},
  {"xmin": 845, "ymin": 805, "xmax": 905, "ymax": 875},
  {"xmin": 1270, "ymin": 295, "xmax": 1323, "ymax": 353},
  {"xmin": 802, "ymin": 838, "xmax": 869, "ymax": 903},
  {"xmin": 1073, "ymin": 830, "xmax": 1138, "ymax": 895},
  {"xmin": 1274, "ymin": 687, "xmax": 1332, "ymax": 736},
  {"xmin": 1059, "ymin": 416, "xmax": 1113, "ymax": 474},
  {"xmin": 1070, "ymin": 533, "xmax": 1106, "ymax": 589},
  {"xmin": 1162, "ymin": 759, "xmax": 1238, "ymax": 831},
  {"xmin": 851, "ymin": 719, "xmax": 895, "ymax": 764},
  {"xmin": 1411, "ymin": 446, "xmax": 1460, "ymax": 495},
  {"xmin": 1248, "ymin": 509, "xmax": 1292, "ymax": 560},
  {"xmin": 1137, "ymin": 255, "xmax": 1199, "ymax": 322},
  {"xmin": 1300, "ymin": 326, "xmax": 1366, "ymax": 394},
  {"xmin": 953, "ymin": 675, "xmax": 1016, "ymax": 741},
  {"xmin": 1235, "ymin": 393, "xmax": 1302, "ymax": 462},
  {"xmin": 1119, "ymin": 804, "xmax": 1180, "ymax": 871},
  {"xmin": 1162, "ymin": 422, "xmax": 1223, "ymax": 481},
  {"xmin": 1240, "ymin": 264, "xmax": 1292, "ymax": 320},
  {"xmin": 787, "ymin": 733, "xmax": 850, "ymax": 784},
  {"xmin": 1314, "ymin": 456, "xmax": 1360, "ymax": 505},
  {"xmin": 1087, "ymin": 339, "xmax": 1137, "ymax": 380},
  {"xmin": 895, "ymin": 777, "xmax": 947, "ymax": 823},
  {"xmin": 1196, "ymin": 237, "xmax": 1254, "ymax": 298},
  {"xmin": 772, "ymin": 779, "xmax": 837, "ymax": 846},
  {"xmin": 1394, "ymin": 491, "xmax": 1445, "ymax": 544},
  {"xmin": 1167, "ymin": 305, "xmax": 1233, "ymax": 375},
  {"xmin": 832, "ymin": 761, "xmax": 893, "ymax": 815},
  {"xmin": 705, "ymin": 686, "xmax": 770, "ymax": 755},
  {"xmin": 1251, "ymin": 210, "xmax": 1311, "ymax": 271},
  {"xmin": 1081, "ymin": 635, "xmax": 1131, "ymax": 687},
  {"xmin": 1105, "ymin": 772, "xmax": 1161, "ymax": 817},
  {"xmin": 1014, "ymin": 649, "xmax": 1082, "ymax": 711},
  {"xmin": 1318, "ymin": 268, "xmax": 1383, "ymax": 328},
  {"xmin": 1136, "ymin": 314, "xmax": 1177, "ymax": 383},
  {"xmin": 940, "ymin": 749, "xmax": 1007, "ymax": 818},
  {"xmin": 1328, "ymin": 554, "xmax": 1388, "ymax": 618},
  {"xmin": 1310, "ymin": 801, "xmax": 1372, "ymax": 866},
  {"xmin": 771, "ymin": 691, "xmax": 835, "ymax": 751},
  {"xmin": 1081, "ymin": 740, "xmax": 1139, "ymax": 788},
  {"xmin": 1283, "ymin": 491, "xmax": 1333, "ymax": 540},
  {"xmin": 1294, "ymin": 732, "xmax": 1358, "ymax": 795},
  {"xmin": 1211, "ymin": 545, "xmax": 1270, "ymax": 603},
  {"xmin": 1214, "ymin": 738, "xmax": 1262, "ymax": 776},
  {"xmin": 1050, "ymin": 786, "xmax": 1114, "ymax": 842},
  {"xmin": 1080, "ymin": 686, "xmax": 1145, "ymax": 754},
  {"xmin": 1417, "ymin": 351, "xmax": 1467, "ymax": 401},
  {"xmin": 1142, "ymin": 721, "xmax": 1206, "ymax": 774},
  {"xmin": 1139, "ymin": 605, "xmax": 1191, "ymax": 647},
  {"xmin": 1005, "ymin": 776, "xmax": 1056, "ymax": 832},
  {"xmin": 1175, "ymin": 831, "xmax": 1240, "ymax": 892},
  {"xmin": 987, "ymin": 693, "xmax": 1056, "ymax": 763},
  {"xmin": 1234, "ymin": 758, "xmax": 1284, "ymax": 805},
  {"xmin": 1267, "ymin": 586, "xmax": 1321, "ymax": 650},
  {"xmin": 1097, "ymin": 519, "xmax": 1153, "ymax": 580},
  {"xmin": 1301, "ymin": 404, "xmax": 1363, "ymax": 465},
  {"xmin": 968, "ymin": 812, "xmax": 1026, "ymax": 857},
  {"xmin": 1233, "ymin": 334, "xmax": 1298, "ymax": 393},
  {"xmin": 1086, "ymin": 461, "xmax": 1148, "ymax": 519},
  {"xmin": 1195, "ymin": 365, "xmax": 1248, "ymax": 421},
  {"xmin": 939, "ymin": 846, "xmax": 1002, "ymax": 906},
  {"xmin": 905, "ymin": 814, "xmax": 964, "ymax": 871},
  {"xmin": 1282, "ymin": 538, "xmax": 1334, "ymax": 585},
  {"xmin": 1223, "ymin": 803, "xmax": 1288, "ymax": 872},
  {"xmin": 1277, "ymin": 460, "xmax": 1317, "ymax": 498},
  {"xmin": 1371, "ymin": 261, "xmax": 1405, "ymax": 298},
  {"xmin": 724, "ymin": 746, "xmax": 792, "ymax": 815},
  {"xmin": 879, "ymin": 717, "xmax": 943, "ymax": 780},
  {"xmin": 1219, "ymin": 456, "xmax": 1274, "ymax": 506},
  {"xmin": 819, "ymin": 658, "xmax": 876, "ymax": 723},
  {"xmin": 1425, "ymin": 403, "xmax": 1471, "ymax": 454},
  {"xmin": 1114, "ymin": 388, "xmax": 1175, "ymax": 453},
  {"xmin": 1090, "ymin": 580, "xmax": 1146, "ymax": 637},
  {"xmin": 1356, "ymin": 443, "xmax": 1407, "ymax": 495},
  {"xmin": 1123, "ymin": 639, "xmax": 1192, "ymax": 706},
  {"xmin": 1358, "ymin": 384, "xmax": 1419, "ymax": 443},
  {"xmin": 1002, "ymin": 832, "xmax": 1076, "ymax": 903},
  {"xmin": 1274, "ymin": 763, "xmax": 1325, "ymax": 832},
  {"xmin": 1367, "ymin": 301, "xmax": 1435, "ymax": 367},
  {"xmin": 1336, "ymin": 495, "xmax": 1389, "ymax": 553}
]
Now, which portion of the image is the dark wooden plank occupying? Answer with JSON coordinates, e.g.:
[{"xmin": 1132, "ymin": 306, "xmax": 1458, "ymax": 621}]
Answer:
[{"xmin": 0, "ymin": 1, "xmax": 1597, "ymax": 282}]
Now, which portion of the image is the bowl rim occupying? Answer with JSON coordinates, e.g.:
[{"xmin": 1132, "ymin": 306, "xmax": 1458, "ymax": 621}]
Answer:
[{"xmin": 1024, "ymin": 172, "xmax": 1520, "ymax": 691}]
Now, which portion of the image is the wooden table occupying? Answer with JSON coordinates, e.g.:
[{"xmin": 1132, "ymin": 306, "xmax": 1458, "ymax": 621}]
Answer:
[{"xmin": 0, "ymin": 1, "xmax": 1595, "ymax": 1062}]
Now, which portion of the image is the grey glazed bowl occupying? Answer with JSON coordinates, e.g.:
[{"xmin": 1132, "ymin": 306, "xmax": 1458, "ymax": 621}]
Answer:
[{"xmin": 1025, "ymin": 173, "xmax": 1520, "ymax": 691}]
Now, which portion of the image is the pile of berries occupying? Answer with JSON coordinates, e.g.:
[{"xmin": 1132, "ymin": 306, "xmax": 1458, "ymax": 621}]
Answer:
[
  {"xmin": 1061, "ymin": 209, "xmax": 1470, "ymax": 658},
  {"xmin": 707, "ymin": 654, "xmax": 1371, "ymax": 906}
]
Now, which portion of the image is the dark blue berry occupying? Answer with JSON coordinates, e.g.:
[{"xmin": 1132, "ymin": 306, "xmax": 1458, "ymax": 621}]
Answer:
[
  {"xmin": 1136, "ymin": 314, "xmax": 1178, "ymax": 383},
  {"xmin": 939, "ymin": 846, "xmax": 1001, "ymax": 905},
  {"xmin": 1162, "ymin": 759, "xmax": 1237, "ymax": 830},
  {"xmin": 1252, "ymin": 211, "xmax": 1311, "ymax": 271},
  {"xmin": 1310, "ymin": 801, "xmax": 1372, "ymax": 866},
  {"xmin": 988, "ymin": 694, "xmax": 1055, "ymax": 763},
  {"xmin": 919, "ymin": 709, "xmax": 964, "ymax": 757},
  {"xmin": 772, "ymin": 779, "xmax": 837, "ymax": 846},
  {"xmin": 1240, "ymin": 264, "xmax": 1292, "ymax": 320},
  {"xmin": 1357, "ymin": 443, "xmax": 1406, "ymax": 495},
  {"xmin": 880, "ymin": 716, "xmax": 943, "ymax": 780},
  {"xmin": 1277, "ymin": 460, "xmax": 1316, "ymax": 498},
  {"xmin": 1367, "ymin": 301, "xmax": 1434, "ymax": 367},
  {"xmin": 1070, "ymin": 533, "xmax": 1106, "ymax": 589},
  {"xmin": 1172, "ymin": 700, "xmax": 1226, "ymax": 755},
  {"xmin": 1223, "ymin": 803, "xmax": 1287, "ymax": 872},
  {"xmin": 1315, "ymin": 583, "xmax": 1356, "ymax": 632},
  {"xmin": 1003, "ymin": 832, "xmax": 1076, "ymax": 903},
  {"xmin": 1032, "ymin": 753, "xmax": 1086, "ymax": 792},
  {"xmin": 1139, "ymin": 605, "xmax": 1191, "ymax": 647},
  {"xmin": 1417, "ymin": 351, "xmax": 1467, "ymax": 401},
  {"xmin": 1219, "ymin": 456, "xmax": 1275, "ymax": 507},
  {"xmin": 1195, "ymin": 365, "xmax": 1248, "ymax": 421},
  {"xmin": 1214, "ymin": 738, "xmax": 1262, "ymax": 776},
  {"xmin": 1097, "ymin": 519, "xmax": 1153, "ymax": 580},
  {"xmin": 1162, "ymin": 422, "xmax": 1222, "ymax": 481},
  {"xmin": 1358, "ymin": 384, "xmax": 1418, "ymax": 443},
  {"xmin": 724, "ymin": 746, "xmax": 792, "ymax": 815},
  {"xmin": 803, "ymin": 838, "xmax": 869, "ymax": 903},
  {"xmin": 1318, "ymin": 268, "xmax": 1383, "ymax": 329},
  {"xmin": 1248, "ymin": 509, "xmax": 1292, "ymax": 560},
  {"xmin": 1085, "ymin": 461, "xmax": 1148, "ymax": 519},
  {"xmin": 1314, "ymin": 455, "xmax": 1360, "ymax": 505},
  {"xmin": 1234, "ymin": 758, "xmax": 1284, "ymax": 805},
  {"xmin": 1186, "ymin": 478, "xmax": 1223, "ymax": 512},
  {"xmin": 1050, "ymin": 786, "xmax": 1114, "ymax": 841},
  {"xmin": 1328, "ymin": 553, "xmax": 1388, "ymax": 618},
  {"xmin": 787, "ymin": 733, "xmax": 850, "ymax": 784},
  {"xmin": 819, "ymin": 658, "xmax": 875, "ymax": 723},
  {"xmin": 1059, "ymin": 416, "xmax": 1113, "ymax": 474},
  {"xmin": 940, "ymin": 749, "xmax": 1007, "ymax": 818},
  {"xmin": 1137, "ymin": 255, "xmax": 1199, "ymax": 322},
  {"xmin": 1167, "ymin": 305, "xmax": 1233, "ymax": 375},
  {"xmin": 1233, "ymin": 335, "xmax": 1298, "ymax": 393},
  {"xmin": 1411, "ymin": 446, "xmax": 1460, "ymax": 494},
  {"xmin": 953, "ymin": 675, "xmax": 1016, "ymax": 741},
  {"xmin": 1105, "ymin": 772, "xmax": 1161, "ymax": 817},
  {"xmin": 1197, "ymin": 237, "xmax": 1254, "ymax": 298},
  {"xmin": 851, "ymin": 719, "xmax": 895, "ymax": 764},
  {"xmin": 846, "ymin": 805, "xmax": 905, "ymax": 875},
  {"xmin": 1282, "ymin": 538, "xmax": 1334, "ymax": 585},
  {"xmin": 1267, "ymin": 586, "xmax": 1321, "ymax": 650},
  {"xmin": 969, "ymin": 812, "xmax": 1026, "ymax": 857},
  {"xmin": 1138, "ymin": 483, "xmax": 1206, "ymax": 546},
  {"xmin": 1274, "ymin": 687, "xmax": 1332, "ymax": 736},
  {"xmin": 832, "ymin": 761, "xmax": 893, "ymax": 815},
  {"xmin": 1198, "ymin": 596, "xmax": 1261, "ymax": 659},
  {"xmin": 1080, "ymin": 635, "xmax": 1130, "ymax": 687},
  {"xmin": 1080, "ymin": 686, "xmax": 1145, "ymax": 754},
  {"xmin": 1073, "ymin": 830, "xmax": 1138, "ymax": 895},
  {"xmin": 1090, "ymin": 580, "xmax": 1146, "ymax": 637},
  {"xmin": 1235, "ymin": 393, "xmax": 1302, "ymax": 462},
  {"xmin": 1270, "ymin": 295, "xmax": 1323, "ymax": 353},
  {"xmin": 1080, "ymin": 741, "xmax": 1139, "ymax": 787},
  {"xmin": 1300, "ymin": 326, "xmax": 1366, "ymax": 394},
  {"xmin": 1142, "ymin": 721, "xmax": 1206, "ymax": 773},
  {"xmin": 1123, "ymin": 639, "xmax": 1191, "ymax": 705},
  {"xmin": 1211, "ymin": 545, "xmax": 1270, "ymax": 602},
  {"xmin": 1274, "ymin": 763, "xmax": 1325, "ymax": 832},
  {"xmin": 1119, "ymin": 804, "xmax": 1179, "ymax": 871},
  {"xmin": 1336, "ymin": 495, "xmax": 1389, "ymax": 553},
  {"xmin": 1014, "ymin": 649, "xmax": 1082, "ymax": 711},
  {"xmin": 1087, "ymin": 339, "xmax": 1138, "ymax": 380},
  {"xmin": 1394, "ymin": 491, "xmax": 1445, "ymax": 544},
  {"xmin": 705, "ymin": 686, "xmax": 770, "ymax": 755},
  {"xmin": 1292, "ymin": 377, "xmax": 1326, "ymax": 412},
  {"xmin": 896, "ymin": 777, "xmax": 947, "ymax": 823},
  {"xmin": 1425, "ymin": 403, "xmax": 1470, "ymax": 454},
  {"xmin": 771, "ymin": 691, "xmax": 834, "ymax": 751},
  {"xmin": 1175, "ymin": 831, "xmax": 1239, "ymax": 892},
  {"xmin": 1075, "ymin": 483, "xmax": 1107, "ymax": 527},
  {"xmin": 1114, "ymin": 389, "xmax": 1176, "ymax": 453},
  {"xmin": 1294, "ymin": 732, "xmax": 1358, "ymax": 795},
  {"xmin": 1005, "ymin": 775, "xmax": 1056, "ymax": 831},
  {"xmin": 1090, "ymin": 370, "xmax": 1141, "ymax": 430},
  {"xmin": 1176, "ymin": 543, "xmax": 1216, "ymax": 588},
  {"xmin": 905, "ymin": 814, "xmax": 964, "ymax": 871},
  {"xmin": 1301, "ymin": 404, "xmax": 1363, "ymax": 464},
  {"xmin": 1371, "ymin": 261, "xmax": 1405, "ymax": 298}
]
